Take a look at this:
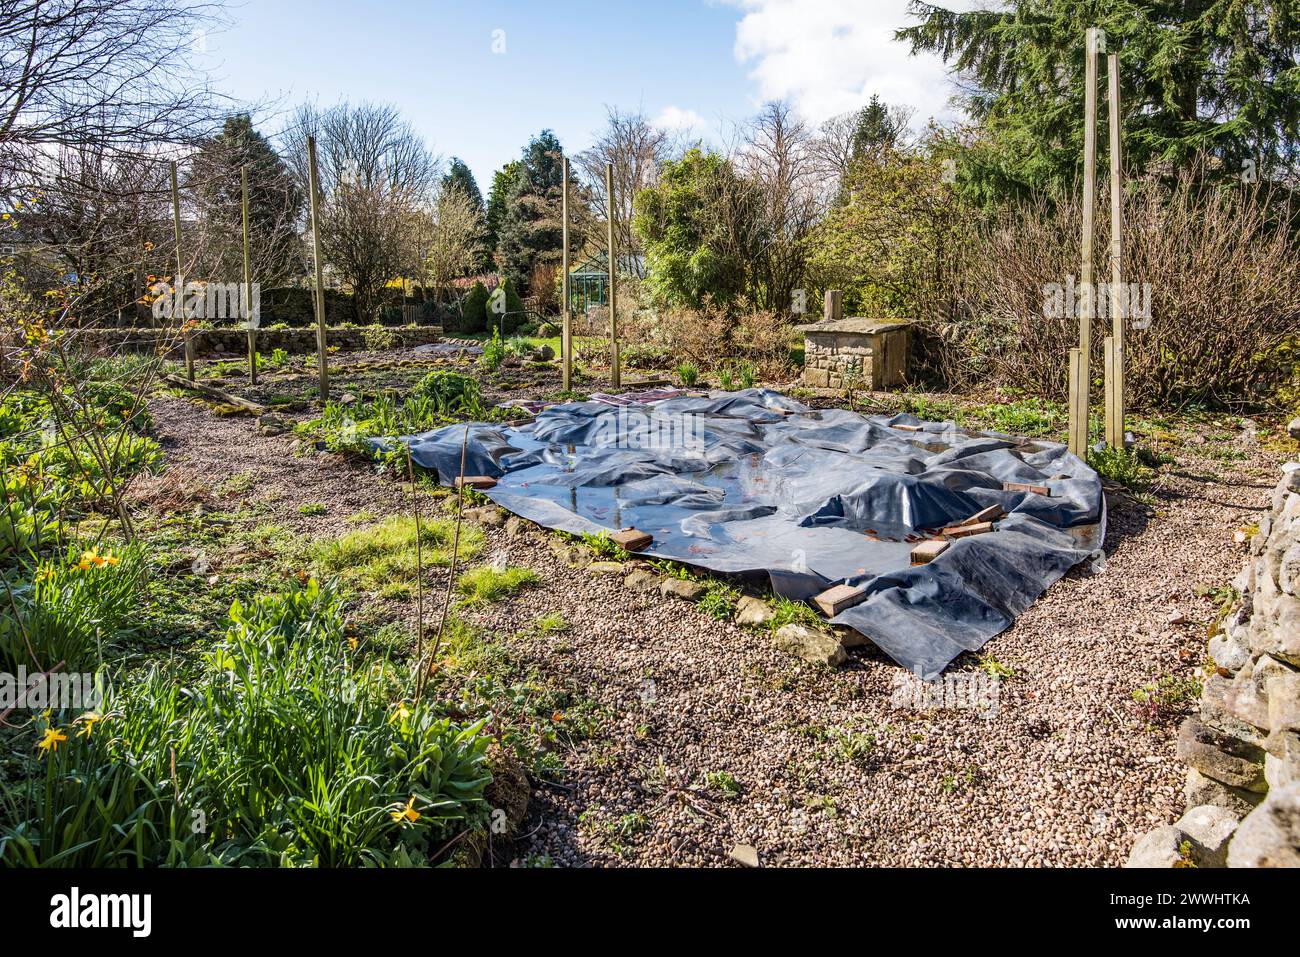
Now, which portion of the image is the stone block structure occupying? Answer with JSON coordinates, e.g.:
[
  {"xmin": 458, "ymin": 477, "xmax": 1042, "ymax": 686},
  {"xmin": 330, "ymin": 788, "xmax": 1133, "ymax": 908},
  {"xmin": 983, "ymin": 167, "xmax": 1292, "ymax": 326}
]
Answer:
[{"xmin": 797, "ymin": 317, "xmax": 912, "ymax": 390}]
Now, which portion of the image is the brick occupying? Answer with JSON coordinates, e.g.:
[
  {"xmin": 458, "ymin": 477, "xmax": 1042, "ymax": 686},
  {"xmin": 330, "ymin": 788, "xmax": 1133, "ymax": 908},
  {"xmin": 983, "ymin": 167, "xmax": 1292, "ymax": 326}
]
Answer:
[
  {"xmin": 1003, "ymin": 481, "xmax": 1050, "ymax": 497},
  {"xmin": 942, "ymin": 521, "xmax": 994, "ymax": 539},
  {"xmin": 612, "ymin": 528, "xmax": 653, "ymax": 551},
  {"xmin": 812, "ymin": 583, "xmax": 867, "ymax": 617},
  {"xmin": 911, "ymin": 539, "xmax": 950, "ymax": 565},
  {"xmin": 958, "ymin": 504, "xmax": 1004, "ymax": 526}
]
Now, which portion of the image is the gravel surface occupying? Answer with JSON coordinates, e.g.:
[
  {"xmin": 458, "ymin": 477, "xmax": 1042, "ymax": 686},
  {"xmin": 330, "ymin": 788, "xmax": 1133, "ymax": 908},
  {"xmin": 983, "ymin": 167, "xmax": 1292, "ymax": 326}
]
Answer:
[{"xmin": 148, "ymin": 365, "xmax": 1291, "ymax": 868}]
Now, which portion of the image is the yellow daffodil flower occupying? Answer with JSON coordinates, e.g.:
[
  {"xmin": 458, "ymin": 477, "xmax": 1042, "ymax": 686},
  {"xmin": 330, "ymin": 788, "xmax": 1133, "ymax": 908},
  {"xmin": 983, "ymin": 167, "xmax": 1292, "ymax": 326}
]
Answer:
[
  {"xmin": 75, "ymin": 713, "xmax": 102, "ymax": 738},
  {"xmin": 37, "ymin": 727, "xmax": 67, "ymax": 754},
  {"xmin": 390, "ymin": 796, "xmax": 421, "ymax": 824}
]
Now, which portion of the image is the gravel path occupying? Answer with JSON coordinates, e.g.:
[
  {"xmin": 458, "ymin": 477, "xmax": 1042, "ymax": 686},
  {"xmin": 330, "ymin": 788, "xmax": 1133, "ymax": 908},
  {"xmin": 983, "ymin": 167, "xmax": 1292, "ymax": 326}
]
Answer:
[{"xmin": 148, "ymin": 382, "xmax": 1289, "ymax": 868}]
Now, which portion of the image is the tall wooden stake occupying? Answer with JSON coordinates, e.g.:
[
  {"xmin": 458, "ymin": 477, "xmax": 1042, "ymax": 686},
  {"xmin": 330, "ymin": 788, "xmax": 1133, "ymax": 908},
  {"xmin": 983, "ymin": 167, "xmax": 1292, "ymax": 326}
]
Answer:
[
  {"xmin": 242, "ymin": 165, "xmax": 257, "ymax": 385},
  {"xmin": 307, "ymin": 135, "xmax": 329, "ymax": 400},
  {"xmin": 605, "ymin": 161, "xmax": 620, "ymax": 390},
  {"xmin": 561, "ymin": 155, "xmax": 572, "ymax": 393},
  {"xmin": 1070, "ymin": 27, "xmax": 1101, "ymax": 457},
  {"xmin": 1104, "ymin": 52, "xmax": 1125, "ymax": 449},
  {"xmin": 171, "ymin": 161, "xmax": 193, "ymax": 382}
]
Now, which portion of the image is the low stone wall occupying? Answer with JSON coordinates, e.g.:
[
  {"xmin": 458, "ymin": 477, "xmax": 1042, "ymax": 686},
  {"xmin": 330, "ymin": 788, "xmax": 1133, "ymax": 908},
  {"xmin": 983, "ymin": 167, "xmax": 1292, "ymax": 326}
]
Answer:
[
  {"xmin": 804, "ymin": 332, "xmax": 876, "ymax": 390},
  {"xmin": 1128, "ymin": 427, "xmax": 1300, "ymax": 868},
  {"xmin": 73, "ymin": 325, "xmax": 445, "ymax": 357}
]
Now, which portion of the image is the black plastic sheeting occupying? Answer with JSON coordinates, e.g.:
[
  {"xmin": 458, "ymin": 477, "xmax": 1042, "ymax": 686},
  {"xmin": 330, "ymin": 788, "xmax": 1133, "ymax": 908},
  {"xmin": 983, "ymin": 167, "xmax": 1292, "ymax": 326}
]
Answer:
[{"xmin": 379, "ymin": 389, "xmax": 1105, "ymax": 677}]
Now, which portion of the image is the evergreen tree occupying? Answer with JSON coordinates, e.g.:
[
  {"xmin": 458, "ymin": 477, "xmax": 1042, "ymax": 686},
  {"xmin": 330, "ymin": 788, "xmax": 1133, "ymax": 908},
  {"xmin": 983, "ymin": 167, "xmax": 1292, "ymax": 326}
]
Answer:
[
  {"xmin": 442, "ymin": 157, "xmax": 485, "ymax": 213},
  {"xmin": 898, "ymin": 0, "xmax": 1300, "ymax": 199},
  {"xmin": 485, "ymin": 159, "xmax": 522, "ymax": 265},
  {"xmin": 851, "ymin": 94, "xmax": 906, "ymax": 160},
  {"xmin": 496, "ymin": 130, "xmax": 588, "ymax": 297},
  {"xmin": 188, "ymin": 114, "xmax": 305, "ymax": 287}
]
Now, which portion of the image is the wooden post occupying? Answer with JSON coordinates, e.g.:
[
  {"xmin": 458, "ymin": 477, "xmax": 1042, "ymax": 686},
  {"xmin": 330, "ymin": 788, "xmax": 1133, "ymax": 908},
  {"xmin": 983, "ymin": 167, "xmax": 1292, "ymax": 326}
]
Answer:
[
  {"xmin": 307, "ymin": 135, "xmax": 329, "ymax": 400},
  {"xmin": 1069, "ymin": 27, "xmax": 1100, "ymax": 458},
  {"xmin": 1105, "ymin": 52, "xmax": 1125, "ymax": 449},
  {"xmin": 561, "ymin": 155, "xmax": 572, "ymax": 393},
  {"xmin": 1068, "ymin": 348, "xmax": 1085, "ymax": 455},
  {"xmin": 242, "ymin": 165, "xmax": 257, "ymax": 385},
  {"xmin": 170, "ymin": 161, "xmax": 193, "ymax": 382},
  {"xmin": 824, "ymin": 289, "xmax": 843, "ymax": 323},
  {"xmin": 605, "ymin": 161, "xmax": 620, "ymax": 390}
]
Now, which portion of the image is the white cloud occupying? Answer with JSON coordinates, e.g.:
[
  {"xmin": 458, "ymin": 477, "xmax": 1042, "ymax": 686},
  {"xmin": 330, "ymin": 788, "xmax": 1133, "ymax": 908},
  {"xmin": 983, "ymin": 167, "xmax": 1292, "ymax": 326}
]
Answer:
[
  {"xmin": 653, "ymin": 105, "xmax": 708, "ymax": 132},
  {"xmin": 725, "ymin": 0, "xmax": 983, "ymax": 128}
]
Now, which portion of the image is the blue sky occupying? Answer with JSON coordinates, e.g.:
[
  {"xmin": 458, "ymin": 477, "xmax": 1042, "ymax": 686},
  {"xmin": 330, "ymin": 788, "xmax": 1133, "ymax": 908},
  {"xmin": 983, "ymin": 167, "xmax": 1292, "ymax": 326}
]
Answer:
[{"xmin": 205, "ymin": 0, "xmax": 969, "ymax": 190}]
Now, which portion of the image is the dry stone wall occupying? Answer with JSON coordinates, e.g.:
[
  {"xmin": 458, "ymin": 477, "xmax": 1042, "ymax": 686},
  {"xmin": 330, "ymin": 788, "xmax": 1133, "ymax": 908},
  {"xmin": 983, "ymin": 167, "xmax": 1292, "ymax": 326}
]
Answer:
[{"xmin": 1128, "ymin": 422, "xmax": 1300, "ymax": 868}]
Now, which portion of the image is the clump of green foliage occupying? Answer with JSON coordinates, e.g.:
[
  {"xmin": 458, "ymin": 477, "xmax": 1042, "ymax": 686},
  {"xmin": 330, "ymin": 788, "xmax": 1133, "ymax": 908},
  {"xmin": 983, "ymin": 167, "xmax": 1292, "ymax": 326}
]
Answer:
[
  {"xmin": 315, "ymin": 515, "xmax": 484, "ymax": 599},
  {"xmin": 481, "ymin": 328, "xmax": 507, "ymax": 373},
  {"xmin": 1090, "ymin": 446, "xmax": 1157, "ymax": 494},
  {"xmin": 456, "ymin": 566, "xmax": 540, "ymax": 606},
  {"xmin": 676, "ymin": 361, "xmax": 699, "ymax": 387},
  {"xmin": 1132, "ymin": 673, "xmax": 1203, "ymax": 724},
  {"xmin": 413, "ymin": 369, "xmax": 484, "ymax": 417},
  {"xmin": 1, "ymin": 578, "xmax": 492, "ymax": 867}
]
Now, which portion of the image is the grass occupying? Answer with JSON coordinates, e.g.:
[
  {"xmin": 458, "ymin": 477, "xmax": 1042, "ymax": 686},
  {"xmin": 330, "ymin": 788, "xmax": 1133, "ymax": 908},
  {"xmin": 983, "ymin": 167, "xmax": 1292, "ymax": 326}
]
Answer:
[
  {"xmin": 314, "ymin": 515, "xmax": 484, "ymax": 597},
  {"xmin": 532, "ymin": 612, "xmax": 570, "ymax": 634},
  {"xmin": 768, "ymin": 595, "xmax": 823, "ymax": 632},
  {"xmin": 697, "ymin": 581, "xmax": 739, "ymax": 621},
  {"xmin": 455, "ymin": 566, "xmax": 540, "ymax": 607},
  {"xmin": 298, "ymin": 502, "xmax": 327, "ymax": 516}
]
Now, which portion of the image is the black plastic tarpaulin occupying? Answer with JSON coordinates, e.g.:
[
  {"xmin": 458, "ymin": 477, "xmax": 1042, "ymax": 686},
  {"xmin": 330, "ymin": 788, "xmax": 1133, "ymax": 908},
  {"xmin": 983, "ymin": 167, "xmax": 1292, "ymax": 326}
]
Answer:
[{"xmin": 380, "ymin": 389, "xmax": 1105, "ymax": 677}]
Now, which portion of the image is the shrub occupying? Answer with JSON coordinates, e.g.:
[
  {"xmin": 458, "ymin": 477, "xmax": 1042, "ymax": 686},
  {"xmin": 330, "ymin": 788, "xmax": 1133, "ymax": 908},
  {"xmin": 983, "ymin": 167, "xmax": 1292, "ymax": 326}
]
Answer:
[
  {"xmin": 457, "ymin": 281, "xmax": 489, "ymax": 334},
  {"xmin": 362, "ymin": 325, "xmax": 399, "ymax": 351},
  {"xmin": 932, "ymin": 164, "xmax": 1300, "ymax": 409}
]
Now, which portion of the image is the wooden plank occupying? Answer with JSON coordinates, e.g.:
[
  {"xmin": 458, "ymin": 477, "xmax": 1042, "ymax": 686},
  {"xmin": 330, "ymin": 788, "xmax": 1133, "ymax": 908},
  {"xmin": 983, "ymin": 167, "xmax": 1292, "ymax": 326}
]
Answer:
[
  {"xmin": 911, "ymin": 539, "xmax": 950, "ymax": 565},
  {"xmin": 242, "ymin": 165, "xmax": 257, "ymax": 385},
  {"xmin": 454, "ymin": 476, "xmax": 498, "ymax": 490},
  {"xmin": 1107, "ymin": 52, "xmax": 1126, "ymax": 449},
  {"xmin": 1080, "ymin": 27, "xmax": 1099, "ymax": 365},
  {"xmin": 1067, "ymin": 346, "xmax": 1085, "ymax": 456},
  {"xmin": 812, "ymin": 583, "xmax": 867, "ymax": 617},
  {"xmin": 958, "ymin": 504, "xmax": 1004, "ymax": 526},
  {"xmin": 170, "ymin": 161, "xmax": 193, "ymax": 383},
  {"xmin": 1003, "ymin": 481, "xmax": 1050, "ymax": 497},
  {"xmin": 162, "ymin": 373, "xmax": 265, "ymax": 415},
  {"xmin": 612, "ymin": 527, "xmax": 653, "ymax": 551},
  {"xmin": 1104, "ymin": 336, "xmax": 1118, "ymax": 449},
  {"xmin": 942, "ymin": 521, "xmax": 994, "ymax": 539},
  {"xmin": 894, "ymin": 423, "xmax": 923, "ymax": 432},
  {"xmin": 307, "ymin": 134, "xmax": 330, "ymax": 400},
  {"xmin": 606, "ymin": 160, "xmax": 620, "ymax": 390},
  {"xmin": 824, "ymin": 289, "xmax": 843, "ymax": 323},
  {"xmin": 561, "ymin": 155, "xmax": 572, "ymax": 393}
]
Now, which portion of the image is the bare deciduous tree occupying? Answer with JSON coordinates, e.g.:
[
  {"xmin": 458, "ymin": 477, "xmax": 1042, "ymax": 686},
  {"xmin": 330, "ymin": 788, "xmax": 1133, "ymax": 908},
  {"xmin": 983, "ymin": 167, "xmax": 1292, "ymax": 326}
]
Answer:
[
  {"xmin": 423, "ymin": 183, "xmax": 484, "ymax": 303},
  {"xmin": 284, "ymin": 102, "xmax": 441, "ymax": 322},
  {"xmin": 733, "ymin": 101, "xmax": 823, "ymax": 312},
  {"xmin": 576, "ymin": 107, "xmax": 676, "ymax": 277},
  {"xmin": 0, "ymin": 0, "xmax": 225, "ymax": 190}
]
